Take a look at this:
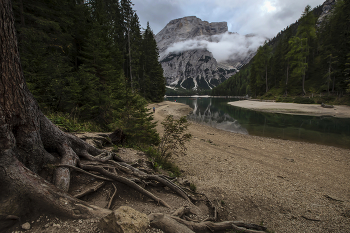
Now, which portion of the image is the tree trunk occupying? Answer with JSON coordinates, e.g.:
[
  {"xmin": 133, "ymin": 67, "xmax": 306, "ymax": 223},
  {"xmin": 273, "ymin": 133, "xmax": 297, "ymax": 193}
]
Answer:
[
  {"xmin": 328, "ymin": 62, "xmax": 331, "ymax": 94},
  {"xmin": 285, "ymin": 60, "xmax": 289, "ymax": 96},
  {"xmin": 0, "ymin": 0, "xmax": 110, "ymax": 227},
  {"xmin": 128, "ymin": 29, "xmax": 133, "ymax": 92},
  {"xmin": 265, "ymin": 64, "xmax": 268, "ymax": 93}
]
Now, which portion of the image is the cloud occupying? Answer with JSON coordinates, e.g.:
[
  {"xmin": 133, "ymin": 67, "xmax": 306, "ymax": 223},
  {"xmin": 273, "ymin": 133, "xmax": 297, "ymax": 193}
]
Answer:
[
  {"xmin": 132, "ymin": 0, "xmax": 325, "ymax": 38},
  {"xmin": 163, "ymin": 32, "xmax": 266, "ymax": 62}
]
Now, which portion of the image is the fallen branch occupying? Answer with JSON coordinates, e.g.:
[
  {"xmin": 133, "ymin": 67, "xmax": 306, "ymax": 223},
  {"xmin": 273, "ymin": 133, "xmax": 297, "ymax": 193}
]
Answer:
[{"xmin": 74, "ymin": 181, "xmax": 106, "ymax": 199}]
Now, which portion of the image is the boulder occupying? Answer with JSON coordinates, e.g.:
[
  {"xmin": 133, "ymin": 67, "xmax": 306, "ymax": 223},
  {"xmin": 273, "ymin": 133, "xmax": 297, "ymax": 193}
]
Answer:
[{"xmin": 98, "ymin": 206, "xmax": 149, "ymax": 233}]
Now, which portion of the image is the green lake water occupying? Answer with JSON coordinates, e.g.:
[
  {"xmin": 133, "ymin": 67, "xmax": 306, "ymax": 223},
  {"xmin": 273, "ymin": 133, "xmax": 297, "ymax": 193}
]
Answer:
[{"xmin": 166, "ymin": 97, "xmax": 350, "ymax": 149}]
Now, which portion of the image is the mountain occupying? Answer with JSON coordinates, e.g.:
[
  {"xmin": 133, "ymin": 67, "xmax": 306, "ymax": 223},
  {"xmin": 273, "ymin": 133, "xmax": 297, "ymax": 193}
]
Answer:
[{"xmin": 155, "ymin": 16, "xmax": 264, "ymax": 91}]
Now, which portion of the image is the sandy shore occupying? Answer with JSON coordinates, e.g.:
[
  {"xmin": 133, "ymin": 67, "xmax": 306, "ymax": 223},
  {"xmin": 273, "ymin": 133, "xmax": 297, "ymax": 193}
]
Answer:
[
  {"xmin": 229, "ymin": 100, "xmax": 350, "ymax": 118},
  {"xmin": 149, "ymin": 101, "xmax": 350, "ymax": 233}
]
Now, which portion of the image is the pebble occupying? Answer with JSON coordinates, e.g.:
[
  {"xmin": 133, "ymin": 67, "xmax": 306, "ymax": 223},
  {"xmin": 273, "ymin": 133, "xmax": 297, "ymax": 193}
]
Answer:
[
  {"xmin": 21, "ymin": 222, "xmax": 30, "ymax": 230},
  {"xmin": 53, "ymin": 223, "xmax": 61, "ymax": 228}
]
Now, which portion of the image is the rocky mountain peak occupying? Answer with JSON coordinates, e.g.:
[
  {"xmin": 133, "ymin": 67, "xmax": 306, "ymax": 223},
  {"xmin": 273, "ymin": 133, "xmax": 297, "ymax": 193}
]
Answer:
[
  {"xmin": 156, "ymin": 16, "xmax": 228, "ymax": 55},
  {"xmin": 156, "ymin": 16, "xmax": 259, "ymax": 91}
]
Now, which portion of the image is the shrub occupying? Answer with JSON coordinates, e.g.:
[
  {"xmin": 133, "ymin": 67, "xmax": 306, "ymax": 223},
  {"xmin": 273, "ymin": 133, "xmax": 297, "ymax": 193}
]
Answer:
[
  {"xmin": 275, "ymin": 97, "xmax": 294, "ymax": 103},
  {"xmin": 109, "ymin": 93, "xmax": 160, "ymax": 147},
  {"xmin": 293, "ymin": 97, "xmax": 315, "ymax": 104},
  {"xmin": 158, "ymin": 115, "xmax": 192, "ymax": 159},
  {"xmin": 47, "ymin": 112, "xmax": 104, "ymax": 132},
  {"xmin": 144, "ymin": 146, "xmax": 181, "ymax": 177}
]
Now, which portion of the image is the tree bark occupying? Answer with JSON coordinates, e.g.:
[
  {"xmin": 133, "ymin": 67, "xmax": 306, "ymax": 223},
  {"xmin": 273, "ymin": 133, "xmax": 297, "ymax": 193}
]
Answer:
[{"xmin": 0, "ymin": 0, "xmax": 109, "ymax": 226}]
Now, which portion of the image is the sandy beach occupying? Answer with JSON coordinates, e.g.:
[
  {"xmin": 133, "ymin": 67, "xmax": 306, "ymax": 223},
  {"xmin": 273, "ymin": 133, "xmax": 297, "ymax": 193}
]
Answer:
[
  {"xmin": 149, "ymin": 101, "xmax": 350, "ymax": 233},
  {"xmin": 229, "ymin": 100, "xmax": 350, "ymax": 118}
]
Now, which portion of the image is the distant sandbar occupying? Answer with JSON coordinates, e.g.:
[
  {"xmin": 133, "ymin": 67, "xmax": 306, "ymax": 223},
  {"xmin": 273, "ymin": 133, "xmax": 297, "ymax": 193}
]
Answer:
[{"xmin": 228, "ymin": 100, "xmax": 350, "ymax": 118}]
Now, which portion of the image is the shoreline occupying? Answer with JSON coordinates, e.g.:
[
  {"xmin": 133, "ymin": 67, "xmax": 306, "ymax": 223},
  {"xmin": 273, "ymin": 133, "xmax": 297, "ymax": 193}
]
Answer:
[
  {"xmin": 149, "ymin": 101, "xmax": 350, "ymax": 233},
  {"xmin": 228, "ymin": 100, "xmax": 350, "ymax": 118}
]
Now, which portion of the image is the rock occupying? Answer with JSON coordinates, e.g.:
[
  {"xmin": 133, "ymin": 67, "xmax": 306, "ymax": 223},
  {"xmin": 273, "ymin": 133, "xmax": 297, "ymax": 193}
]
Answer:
[
  {"xmin": 316, "ymin": 0, "xmax": 337, "ymax": 28},
  {"xmin": 98, "ymin": 206, "xmax": 150, "ymax": 233},
  {"xmin": 21, "ymin": 222, "xmax": 30, "ymax": 230},
  {"xmin": 155, "ymin": 16, "xmax": 260, "ymax": 90}
]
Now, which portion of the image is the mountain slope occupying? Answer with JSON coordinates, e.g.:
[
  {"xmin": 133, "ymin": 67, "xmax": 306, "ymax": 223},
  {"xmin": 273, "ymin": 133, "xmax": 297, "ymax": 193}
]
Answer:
[{"xmin": 156, "ymin": 16, "xmax": 264, "ymax": 91}]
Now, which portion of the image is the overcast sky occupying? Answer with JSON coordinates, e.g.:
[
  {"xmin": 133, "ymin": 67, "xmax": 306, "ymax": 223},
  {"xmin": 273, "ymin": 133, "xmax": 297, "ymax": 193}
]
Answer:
[{"xmin": 132, "ymin": 0, "xmax": 326, "ymax": 38}]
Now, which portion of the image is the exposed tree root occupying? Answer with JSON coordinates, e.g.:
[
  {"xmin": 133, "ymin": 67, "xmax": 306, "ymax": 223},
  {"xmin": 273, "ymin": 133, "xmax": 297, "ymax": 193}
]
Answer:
[
  {"xmin": 74, "ymin": 181, "xmax": 106, "ymax": 199},
  {"xmin": 119, "ymin": 162, "xmax": 191, "ymax": 202},
  {"xmin": 57, "ymin": 164, "xmax": 113, "ymax": 182},
  {"xmin": 79, "ymin": 163, "xmax": 172, "ymax": 208},
  {"xmin": 149, "ymin": 213, "xmax": 267, "ymax": 233},
  {"xmin": 107, "ymin": 183, "xmax": 117, "ymax": 209}
]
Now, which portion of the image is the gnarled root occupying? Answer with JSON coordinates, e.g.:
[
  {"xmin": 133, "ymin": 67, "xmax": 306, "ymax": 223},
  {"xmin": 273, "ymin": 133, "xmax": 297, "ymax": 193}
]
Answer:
[{"xmin": 149, "ymin": 213, "xmax": 267, "ymax": 233}]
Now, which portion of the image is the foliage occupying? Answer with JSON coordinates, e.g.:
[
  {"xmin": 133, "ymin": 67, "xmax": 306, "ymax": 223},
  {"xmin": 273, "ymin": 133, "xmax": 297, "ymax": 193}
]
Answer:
[
  {"xmin": 189, "ymin": 183, "xmax": 197, "ymax": 192},
  {"xmin": 143, "ymin": 146, "xmax": 181, "ymax": 177},
  {"xmin": 109, "ymin": 92, "xmax": 160, "ymax": 147},
  {"xmin": 211, "ymin": 65, "xmax": 251, "ymax": 96},
  {"xmin": 47, "ymin": 112, "xmax": 104, "ymax": 132},
  {"xmin": 212, "ymin": 1, "xmax": 350, "ymax": 100},
  {"xmin": 158, "ymin": 116, "xmax": 192, "ymax": 159},
  {"xmin": 293, "ymin": 97, "xmax": 315, "ymax": 104},
  {"xmin": 12, "ymin": 0, "xmax": 166, "ymax": 145}
]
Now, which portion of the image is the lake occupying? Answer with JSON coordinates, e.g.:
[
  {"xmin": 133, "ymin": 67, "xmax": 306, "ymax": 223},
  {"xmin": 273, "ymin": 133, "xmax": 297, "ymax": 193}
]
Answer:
[{"xmin": 165, "ymin": 97, "xmax": 350, "ymax": 149}]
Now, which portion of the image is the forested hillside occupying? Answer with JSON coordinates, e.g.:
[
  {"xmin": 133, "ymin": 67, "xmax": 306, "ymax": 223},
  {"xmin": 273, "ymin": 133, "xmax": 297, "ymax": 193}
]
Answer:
[
  {"xmin": 11, "ymin": 0, "xmax": 165, "ymax": 133},
  {"xmin": 212, "ymin": 0, "xmax": 350, "ymax": 101}
]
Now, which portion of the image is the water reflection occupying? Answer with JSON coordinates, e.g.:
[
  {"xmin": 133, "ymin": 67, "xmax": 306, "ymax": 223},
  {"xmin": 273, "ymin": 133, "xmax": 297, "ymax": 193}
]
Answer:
[
  {"xmin": 166, "ymin": 97, "xmax": 350, "ymax": 149},
  {"xmin": 188, "ymin": 98, "xmax": 248, "ymax": 134}
]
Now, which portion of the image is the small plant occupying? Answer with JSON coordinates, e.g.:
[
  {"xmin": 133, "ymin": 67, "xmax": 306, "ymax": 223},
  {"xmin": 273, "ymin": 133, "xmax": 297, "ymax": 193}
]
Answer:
[
  {"xmin": 112, "ymin": 145, "xmax": 119, "ymax": 153},
  {"xmin": 143, "ymin": 146, "xmax": 181, "ymax": 177},
  {"xmin": 190, "ymin": 183, "xmax": 197, "ymax": 192},
  {"xmin": 158, "ymin": 115, "xmax": 192, "ymax": 159},
  {"xmin": 221, "ymin": 200, "xmax": 225, "ymax": 206}
]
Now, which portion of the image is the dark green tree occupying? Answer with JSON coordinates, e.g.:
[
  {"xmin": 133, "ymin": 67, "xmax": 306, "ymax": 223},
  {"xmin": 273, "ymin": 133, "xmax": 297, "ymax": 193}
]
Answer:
[{"xmin": 140, "ymin": 22, "xmax": 166, "ymax": 102}]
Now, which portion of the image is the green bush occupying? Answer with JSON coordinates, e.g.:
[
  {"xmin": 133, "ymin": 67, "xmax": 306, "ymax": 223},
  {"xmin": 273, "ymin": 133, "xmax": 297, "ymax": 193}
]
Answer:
[
  {"xmin": 143, "ymin": 146, "xmax": 181, "ymax": 177},
  {"xmin": 109, "ymin": 93, "xmax": 160, "ymax": 147},
  {"xmin": 158, "ymin": 115, "xmax": 192, "ymax": 159},
  {"xmin": 47, "ymin": 112, "xmax": 104, "ymax": 132},
  {"xmin": 293, "ymin": 97, "xmax": 315, "ymax": 104},
  {"xmin": 275, "ymin": 97, "xmax": 294, "ymax": 103}
]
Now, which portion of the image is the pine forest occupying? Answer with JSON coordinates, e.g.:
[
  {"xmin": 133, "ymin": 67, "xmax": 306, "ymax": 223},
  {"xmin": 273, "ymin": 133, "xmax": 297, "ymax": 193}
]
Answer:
[
  {"xmin": 11, "ymin": 0, "xmax": 165, "ymax": 143},
  {"xmin": 212, "ymin": 1, "xmax": 350, "ymax": 104}
]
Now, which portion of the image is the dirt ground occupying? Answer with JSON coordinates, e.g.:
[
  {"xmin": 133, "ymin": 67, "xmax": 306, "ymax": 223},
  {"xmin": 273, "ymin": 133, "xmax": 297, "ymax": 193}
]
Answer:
[
  {"xmin": 149, "ymin": 101, "xmax": 350, "ymax": 233},
  {"xmin": 7, "ymin": 101, "xmax": 350, "ymax": 233},
  {"xmin": 228, "ymin": 100, "xmax": 350, "ymax": 118}
]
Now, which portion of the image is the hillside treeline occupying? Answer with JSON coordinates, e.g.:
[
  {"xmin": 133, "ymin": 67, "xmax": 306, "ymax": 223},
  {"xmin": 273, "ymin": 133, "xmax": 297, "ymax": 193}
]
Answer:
[
  {"xmin": 12, "ymin": 0, "xmax": 165, "ymax": 134},
  {"xmin": 212, "ymin": 1, "xmax": 350, "ymax": 99}
]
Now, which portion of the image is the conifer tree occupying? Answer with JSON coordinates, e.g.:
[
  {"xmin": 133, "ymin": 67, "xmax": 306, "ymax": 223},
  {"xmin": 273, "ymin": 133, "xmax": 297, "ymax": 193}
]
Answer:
[
  {"xmin": 295, "ymin": 5, "xmax": 316, "ymax": 95},
  {"xmin": 140, "ymin": 22, "xmax": 166, "ymax": 102}
]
